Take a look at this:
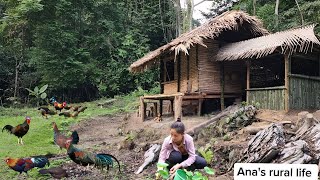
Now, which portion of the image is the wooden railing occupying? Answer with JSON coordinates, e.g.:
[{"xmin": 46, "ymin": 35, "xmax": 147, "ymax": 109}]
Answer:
[{"xmin": 246, "ymin": 86, "xmax": 285, "ymax": 110}]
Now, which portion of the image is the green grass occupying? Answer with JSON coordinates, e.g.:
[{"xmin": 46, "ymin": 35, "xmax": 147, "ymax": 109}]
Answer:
[{"xmin": 0, "ymin": 91, "xmax": 146, "ymax": 179}]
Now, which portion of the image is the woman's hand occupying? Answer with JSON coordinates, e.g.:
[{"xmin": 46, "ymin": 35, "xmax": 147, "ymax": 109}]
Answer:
[{"xmin": 170, "ymin": 163, "xmax": 182, "ymax": 174}]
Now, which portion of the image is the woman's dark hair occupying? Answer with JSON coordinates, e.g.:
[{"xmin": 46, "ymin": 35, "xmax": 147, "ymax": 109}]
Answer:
[{"xmin": 170, "ymin": 117, "xmax": 185, "ymax": 134}]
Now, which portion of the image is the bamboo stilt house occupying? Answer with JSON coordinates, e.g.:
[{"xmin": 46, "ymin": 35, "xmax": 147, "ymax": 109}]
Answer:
[
  {"xmin": 129, "ymin": 11, "xmax": 269, "ymax": 121},
  {"xmin": 129, "ymin": 10, "xmax": 320, "ymax": 121}
]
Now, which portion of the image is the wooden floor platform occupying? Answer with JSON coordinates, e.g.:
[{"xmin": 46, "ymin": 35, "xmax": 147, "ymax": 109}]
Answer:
[{"xmin": 138, "ymin": 92, "xmax": 242, "ymax": 122}]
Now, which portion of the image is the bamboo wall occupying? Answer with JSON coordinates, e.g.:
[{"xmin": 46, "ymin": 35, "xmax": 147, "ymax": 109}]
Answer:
[
  {"xmin": 180, "ymin": 46, "xmax": 199, "ymax": 93},
  {"xmin": 161, "ymin": 39, "xmax": 246, "ymax": 95},
  {"xmin": 289, "ymin": 75, "xmax": 320, "ymax": 109},
  {"xmin": 198, "ymin": 40, "xmax": 221, "ymax": 93},
  {"xmin": 247, "ymin": 88, "xmax": 285, "ymax": 110},
  {"xmin": 162, "ymin": 53, "xmax": 178, "ymax": 94},
  {"xmin": 163, "ymin": 81, "xmax": 178, "ymax": 94}
]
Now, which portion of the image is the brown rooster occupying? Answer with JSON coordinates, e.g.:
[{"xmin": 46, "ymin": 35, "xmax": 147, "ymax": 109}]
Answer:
[
  {"xmin": 53, "ymin": 102, "xmax": 65, "ymax": 112},
  {"xmin": 52, "ymin": 122, "xmax": 79, "ymax": 151},
  {"xmin": 2, "ymin": 117, "xmax": 31, "ymax": 145},
  {"xmin": 5, "ymin": 156, "xmax": 49, "ymax": 175},
  {"xmin": 38, "ymin": 107, "xmax": 57, "ymax": 119}
]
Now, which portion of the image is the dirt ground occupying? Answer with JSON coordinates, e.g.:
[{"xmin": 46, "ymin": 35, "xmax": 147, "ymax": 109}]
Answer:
[
  {"xmin": 52, "ymin": 109, "xmax": 304, "ymax": 180},
  {"xmin": 55, "ymin": 113, "xmax": 212, "ymax": 179}
]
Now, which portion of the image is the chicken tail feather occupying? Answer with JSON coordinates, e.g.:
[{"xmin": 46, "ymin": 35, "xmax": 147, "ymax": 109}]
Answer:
[
  {"xmin": 71, "ymin": 131, "xmax": 79, "ymax": 144},
  {"xmin": 2, "ymin": 125, "xmax": 13, "ymax": 133}
]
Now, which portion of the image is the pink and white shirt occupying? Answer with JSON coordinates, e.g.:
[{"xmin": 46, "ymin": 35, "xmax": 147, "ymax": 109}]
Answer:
[{"xmin": 158, "ymin": 133, "xmax": 196, "ymax": 167}]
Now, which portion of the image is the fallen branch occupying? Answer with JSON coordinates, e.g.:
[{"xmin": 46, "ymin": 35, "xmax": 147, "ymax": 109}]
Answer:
[{"xmin": 186, "ymin": 105, "xmax": 239, "ymax": 136}]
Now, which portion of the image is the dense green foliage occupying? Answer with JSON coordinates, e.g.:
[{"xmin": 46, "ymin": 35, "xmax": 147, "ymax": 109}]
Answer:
[
  {"xmin": 232, "ymin": 0, "xmax": 320, "ymax": 33},
  {"xmin": 0, "ymin": 0, "xmax": 176, "ymax": 104},
  {"xmin": 1, "ymin": 0, "xmax": 319, "ymax": 105},
  {"xmin": 204, "ymin": 0, "xmax": 319, "ymax": 34}
]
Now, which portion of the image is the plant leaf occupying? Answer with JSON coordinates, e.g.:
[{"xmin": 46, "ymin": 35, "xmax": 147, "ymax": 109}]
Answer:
[
  {"xmin": 204, "ymin": 167, "xmax": 215, "ymax": 175},
  {"xmin": 186, "ymin": 170, "xmax": 193, "ymax": 177},
  {"xmin": 34, "ymin": 86, "xmax": 39, "ymax": 94},
  {"xmin": 192, "ymin": 174, "xmax": 203, "ymax": 180},
  {"xmin": 157, "ymin": 162, "xmax": 169, "ymax": 168},
  {"xmin": 39, "ymin": 84, "xmax": 48, "ymax": 93},
  {"xmin": 158, "ymin": 170, "xmax": 169, "ymax": 179},
  {"xmin": 40, "ymin": 92, "xmax": 47, "ymax": 99},
  {"xmin": 25, "ymin": 88, "xmax": 34, "ymax": 94}
]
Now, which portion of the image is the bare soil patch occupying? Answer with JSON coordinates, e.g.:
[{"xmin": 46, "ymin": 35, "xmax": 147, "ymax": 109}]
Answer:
[{"xmin": 55, "ymin": 113, "xmax": 211, "ymax": 179}]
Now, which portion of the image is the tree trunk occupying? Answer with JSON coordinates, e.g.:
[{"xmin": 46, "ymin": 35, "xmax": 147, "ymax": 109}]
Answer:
[
  {"xmin": 173, "ymin": 0, "xmax": 182, "ymax": 36},
  {"xmin": 187, "ymin": 0, "xmax": 194, "ymax": 31},
  {"xmin": 295, "ymin": 0, "xmax": 304, "ymax": 25},
  {"xmin": 14, "ymin": 58, "xmax": 19, "ymax": 98},
  {"xmin": 274, "ymin": 0, "xmax": 280, "ymax": 30},
  {"xmin": 253, "ymin": 0, "xmax": 256, "ymax": 16}
]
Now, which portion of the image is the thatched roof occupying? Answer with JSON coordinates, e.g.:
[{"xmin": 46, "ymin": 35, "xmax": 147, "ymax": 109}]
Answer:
[
  {"xmin": 216, "ymin": 24, "xmax": 320, "ymax": 61},
  {"xmin": 129, "ymin": 10, "xmax": 269, "ymax": 73}
]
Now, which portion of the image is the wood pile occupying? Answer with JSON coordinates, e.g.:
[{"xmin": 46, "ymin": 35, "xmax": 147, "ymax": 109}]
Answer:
[{"xmin": 240, "ymin": 111, "xmax": 320, "ymax": 166}]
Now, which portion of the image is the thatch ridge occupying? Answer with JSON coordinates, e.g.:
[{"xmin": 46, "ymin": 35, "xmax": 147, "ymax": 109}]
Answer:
[
  {"xmin": 216, "ymin": 24, "xmax": 320, "ymax": 61},
  {"xmin": 129, "ymin": 10, "xmax": 268, "ymax": 73}
]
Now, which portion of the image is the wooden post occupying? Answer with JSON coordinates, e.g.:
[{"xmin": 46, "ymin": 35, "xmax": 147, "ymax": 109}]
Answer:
[
  {"xmin": 284, "ymin": 54, "xmax": 289, "ymax": 112},
  {"xmin": 196, "ymin": 44, "xmax": 199, "ymax": 91},
  {"xmin": 174, "ymin": 95, "xmax": 183, "ymax": 121},
  {"xmin": 187, "ymin": 52, "xmax": 190, "ymax": 80},
  {"xmin": 160, "ymin": 58, "xmax": 164, "ymax": 94},
  {"xmin": 159, "ymin": 99, "xmax": 163, "ymax": 116},
  {"xmin": 198, "ymin": 99, "xmax": 203, "ymax": 116},
  {"xmin": 153, "ymin": 102, "xmax": 158, "ymax": 117},
  {"xmin": 170, "ymin": 99, "xmax": 174, "ymax": 113},
  {"xmin": 177, "ymin": 53, "xmax": 181, "ymax": 92},
  {"xmin": 220, "ymin": 62, "xmax": 225, "ymax": 110},
  {"xmin": 140, "ymin": 97, "xmax": 145, "ymax": 122},
  {"xmin": 246, "ymin": 60, "xmax": 251, "ymax": 103}
]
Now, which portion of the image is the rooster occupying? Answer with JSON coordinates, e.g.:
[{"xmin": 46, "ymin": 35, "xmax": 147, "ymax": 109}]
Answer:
[
  {"xmin": 5, "ymin": 156, "xmax": 50, "ymax": 175},
  {"xmin": 38, "ymin": 107, "xmax": 57, "ymax": 119},
  {"xmin": 2, "ymin": 116, "xmax": 31, "ymax": 145},
  {"xmin": 52, "ymin": 122, "xmax": 79, "ymax": 151},
  {"xmin": 58, "ymin": 111, "xmax": 79, "ymax": 118},
  {"xmin": 50, "ymin": 97, "xmax": 66, "ymax": 112},
  {"xmin": 65, "ymin": 140, "xmax": 121, "ymax": 172},
  {"xmin": 53, "ymin": 102, "xmax": 65, "ymax": 112},
  {"xmin": 62, "ymin": 102, "xmax": 71, "ymax": 110}
]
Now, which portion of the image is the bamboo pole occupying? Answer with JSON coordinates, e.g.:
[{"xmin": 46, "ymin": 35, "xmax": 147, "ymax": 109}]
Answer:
[
  {"xmin": 246, "ymin": 60, "xmax": 251, "ymax": 103},
  {"xmin": 140, "ymin": 97, "xmax": 145, "ymax": 122},
  {"xmin": 154, "ymin": 102, "xmax": 158, "ymax": 117},
  {"xmin": 285, "ymin": 54, "xmax": 289, "ymax": 112},
  {"xmin": 159, "ymin": 99, "xmax": 163, "ymax": 116},
  {"xmin": 220, "ymin": 62, "xmax": 225, "ymax": 110},
  {"xmin": 178, "ymin": 53, "xmax": 181, "ymax": 92},
  {"xmin": 174, "ymin": 95, "xmax": 183, "ymax": 121},
  {"xmin": 160, "ymin": 58, "xmax": 164, "ymax": 94},
  {"xmin": 198, "ymin": 99, "xmax": 203, "ymax": 116}
]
